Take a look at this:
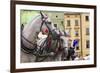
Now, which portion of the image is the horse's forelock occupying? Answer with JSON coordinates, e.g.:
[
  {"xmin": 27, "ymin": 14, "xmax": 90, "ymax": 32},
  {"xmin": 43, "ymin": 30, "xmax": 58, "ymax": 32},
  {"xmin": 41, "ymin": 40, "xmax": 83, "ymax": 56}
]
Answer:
[{"xmin": 42, "ymin": 15, "xmax": 48, "ymax": 21}]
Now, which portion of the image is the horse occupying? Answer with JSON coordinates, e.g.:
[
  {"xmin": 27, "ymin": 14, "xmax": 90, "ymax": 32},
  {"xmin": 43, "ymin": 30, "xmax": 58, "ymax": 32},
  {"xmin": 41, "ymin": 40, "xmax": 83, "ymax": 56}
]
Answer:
[
  {"xmin": 21, "ymin": 12, "xmax": 59, "ymax": 62},
  {"xmin": 21, "ymin": 12, "xmax": 70, "ymax": 62},
  {"xmin": 35, "ymin": 29, "xmax": 70, "ymax": 62}
]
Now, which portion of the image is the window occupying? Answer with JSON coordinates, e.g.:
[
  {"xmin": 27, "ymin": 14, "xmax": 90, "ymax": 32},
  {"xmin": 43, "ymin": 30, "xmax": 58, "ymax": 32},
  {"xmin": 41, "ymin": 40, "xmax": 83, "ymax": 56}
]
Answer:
[
  {"xmin": 86, "ymin": 28, "xmax": 89, "ymax": 35},
  {"xmin": 75, "ymin": 30, "xmax": 79, "ymax": 37},
  {"xmin": 75, "ymin": 20, "xmax": 79, "ymax": 26},
  {"xmin": 56, "ymin": 15, "xmax": 58, "ymax": 18},
  {"xmin": 86, "ymin": 40, "xmax": 90, "ymax": 48},
  {"xmin": 54, "ymin": 24, "xmax": 57, "ymax": 28},
  {"xmin": 67, "ymin": 20, "xmax": 70, "ymax": 26},
  {"xmin": 61, "ymin": 21, "xmax": 63, "ymax": 24},
  {"xmin": 85, "ymin": 16, "xmax": 89, "ymax": 21},
  {"xmin": 75, "ymin": 15, "xmax": 78, "ymax": 17},
  {"xmin": 76, "ymin": 46, "xmax": 79, "ymax": 50},
  {"xmin": 69, "ymin": 29, "xmax": 71, "ymax": 36},
  {"xmin": 67, "ymin": 15, "xmax": 70, "ymax": 17}
]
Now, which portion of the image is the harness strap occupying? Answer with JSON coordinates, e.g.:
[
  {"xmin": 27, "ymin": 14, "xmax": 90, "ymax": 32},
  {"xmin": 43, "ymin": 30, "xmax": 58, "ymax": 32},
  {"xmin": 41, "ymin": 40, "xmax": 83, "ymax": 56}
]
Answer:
[{"xmin": 22, "ymin": 35, "xmax": 36, "ymax": 46}]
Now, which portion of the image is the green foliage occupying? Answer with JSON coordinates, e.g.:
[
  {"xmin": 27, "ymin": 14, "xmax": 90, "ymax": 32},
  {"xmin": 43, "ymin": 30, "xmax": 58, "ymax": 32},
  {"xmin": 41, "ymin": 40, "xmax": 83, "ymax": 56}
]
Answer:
[{"xmin": 20, "ymin": 10, "xmax": 39, "ymax": 25}]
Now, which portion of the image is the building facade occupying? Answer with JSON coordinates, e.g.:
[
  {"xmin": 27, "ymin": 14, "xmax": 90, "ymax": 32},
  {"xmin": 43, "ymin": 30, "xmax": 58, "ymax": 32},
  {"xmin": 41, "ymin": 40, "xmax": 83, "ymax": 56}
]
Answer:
[
  {"xmin": 81, "ymin": 13, "xmax": 90, "ymax": 57},
  {"xmin": 64, "ymin": 13, "xmax": 90, "ymax": 57}
]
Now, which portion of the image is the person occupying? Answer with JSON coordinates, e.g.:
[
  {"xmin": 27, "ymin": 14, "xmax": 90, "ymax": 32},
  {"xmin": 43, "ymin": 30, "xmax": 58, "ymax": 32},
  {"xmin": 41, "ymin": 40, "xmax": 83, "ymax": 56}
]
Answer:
[
  {"xmin": 68, "ymin": 39, "xmax": 79, "ymax": 60},
  {"xmin": 67, "ymin": 46, "xmax": 75, "ymax": 60},
  {"xmin": 38, "ymin": 31, "xmax": 47, "ymax": 39},
  {"xmin": 38, "ymin": 28, "xmax": 49, "ymax": 39},
  {"xmin": 73, "ymin": 39, "xmax": 78, "ymax": 48},
  {"xmin": 66, "ymin": 38, "xmax": 78, "ymax": 60}
]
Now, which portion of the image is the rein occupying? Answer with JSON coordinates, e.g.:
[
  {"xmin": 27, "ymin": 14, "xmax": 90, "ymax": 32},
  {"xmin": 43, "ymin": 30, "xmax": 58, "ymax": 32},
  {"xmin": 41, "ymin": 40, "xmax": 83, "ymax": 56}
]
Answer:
[{"xmin": 22, "ymin": 35, "xmax": 36, "ymax": 46}]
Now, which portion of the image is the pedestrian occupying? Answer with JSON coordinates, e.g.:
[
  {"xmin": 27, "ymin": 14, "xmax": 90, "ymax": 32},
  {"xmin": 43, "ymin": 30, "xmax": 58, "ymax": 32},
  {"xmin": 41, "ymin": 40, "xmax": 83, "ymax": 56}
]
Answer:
[
  {"xmin": 73, "ymin": 39, "xmax": 78, "ymax": 48},
  {"xmin": 67, "ymin": 46, "xmax": 75, "ymax": 60}
]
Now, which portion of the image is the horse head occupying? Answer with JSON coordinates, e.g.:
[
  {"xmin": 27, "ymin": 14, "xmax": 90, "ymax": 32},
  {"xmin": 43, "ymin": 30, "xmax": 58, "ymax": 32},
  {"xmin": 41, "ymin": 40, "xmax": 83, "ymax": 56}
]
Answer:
[
  {"xmin": 22, "ymin": 11, "xmax": 56, "ymax": 49},
  {"xmin": 39, "ymin": 11, "xmax": 56, "ymax": 35}
]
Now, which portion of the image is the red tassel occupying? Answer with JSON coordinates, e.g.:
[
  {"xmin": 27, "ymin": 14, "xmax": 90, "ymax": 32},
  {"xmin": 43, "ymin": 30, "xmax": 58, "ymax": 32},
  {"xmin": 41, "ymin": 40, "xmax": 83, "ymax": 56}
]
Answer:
[
  {"xmin": 48, "ymin": 37, "xmax": 51, "ymax": 47},
  {"xmin": 45, "ymin": 29, "xmax": 48, "ymax": 33}
]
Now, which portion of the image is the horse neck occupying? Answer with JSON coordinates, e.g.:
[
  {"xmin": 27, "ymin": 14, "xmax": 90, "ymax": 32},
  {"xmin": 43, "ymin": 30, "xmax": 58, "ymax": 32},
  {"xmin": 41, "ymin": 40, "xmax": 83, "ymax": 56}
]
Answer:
[
  {"xmin": 60, "ymin": 36, "xmax": 68, "ymax": 47},
  {"xmin": 23, "ymin": 15, "xmax": 42, "ymax": 42}
]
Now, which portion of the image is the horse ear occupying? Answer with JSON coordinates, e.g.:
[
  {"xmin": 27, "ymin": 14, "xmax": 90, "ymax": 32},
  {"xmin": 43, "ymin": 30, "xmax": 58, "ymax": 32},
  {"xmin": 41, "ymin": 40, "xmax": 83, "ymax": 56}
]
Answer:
[
  {"xmin": 40, "ymin": 11, "xmax": 44, "ymax": 18},
  {"xmin": 21, "ymin": 24, "xmax": 24, "ymax": 31}
]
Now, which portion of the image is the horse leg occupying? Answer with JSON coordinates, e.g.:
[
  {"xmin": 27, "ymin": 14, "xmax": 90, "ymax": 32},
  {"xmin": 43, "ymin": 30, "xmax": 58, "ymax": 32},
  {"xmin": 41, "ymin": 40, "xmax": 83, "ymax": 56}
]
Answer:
[
  {"xmin": 62, "ymin": 48, "xmax": 69, "ymax": 61},
  {"xmin": 52, "ymin": 52, "xmax": 62, "ymax": 61},
  {"xmin": 58, "ymin": 52, "xmax": 63, "ymax": 61}
]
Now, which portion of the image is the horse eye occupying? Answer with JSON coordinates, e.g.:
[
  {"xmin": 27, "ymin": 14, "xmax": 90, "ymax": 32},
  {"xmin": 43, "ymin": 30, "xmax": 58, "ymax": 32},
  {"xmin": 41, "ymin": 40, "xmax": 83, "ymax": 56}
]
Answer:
[{"xmin": 48, "ymin": 22, "xmax": 51, "ymax": 24}]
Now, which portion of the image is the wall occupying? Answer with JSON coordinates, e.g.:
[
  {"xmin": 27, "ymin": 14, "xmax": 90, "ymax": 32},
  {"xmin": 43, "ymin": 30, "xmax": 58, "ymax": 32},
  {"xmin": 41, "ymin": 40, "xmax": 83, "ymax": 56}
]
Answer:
[{"xmin": 0, "ymin": 0, "xmax": 100, "ymax": 73}]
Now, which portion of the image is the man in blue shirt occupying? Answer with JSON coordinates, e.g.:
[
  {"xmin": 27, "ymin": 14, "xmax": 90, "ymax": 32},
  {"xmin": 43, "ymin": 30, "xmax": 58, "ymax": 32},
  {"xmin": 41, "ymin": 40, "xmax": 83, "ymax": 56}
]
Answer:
[
  {"xmin": 67, "ymin": 39, "xmax": 79, "ymax": 60},
  {"xmin": 73, "ymin": 39, "xmax": 78, "ymax": 48}
]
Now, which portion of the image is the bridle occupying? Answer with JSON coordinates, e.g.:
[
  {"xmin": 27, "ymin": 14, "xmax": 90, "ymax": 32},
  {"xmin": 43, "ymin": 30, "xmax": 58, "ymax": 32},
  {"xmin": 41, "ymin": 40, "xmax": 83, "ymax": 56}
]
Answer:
[{"xmin": 21, "ymin": 12, "xmax": 54, "ymax": 55}]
